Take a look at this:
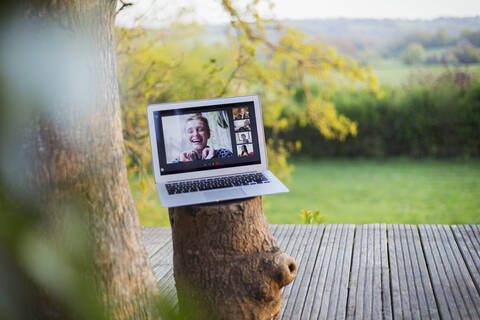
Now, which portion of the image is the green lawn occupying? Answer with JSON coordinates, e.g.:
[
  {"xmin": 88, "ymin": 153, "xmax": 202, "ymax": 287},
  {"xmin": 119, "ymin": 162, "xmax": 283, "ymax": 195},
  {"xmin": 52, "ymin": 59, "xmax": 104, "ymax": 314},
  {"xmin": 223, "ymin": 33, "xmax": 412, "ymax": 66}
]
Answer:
[
  {"xmin": 131, "ymin": 159, "xmax": 480, "ymax": 226},
  {"xmin": 264, "ymin": 158, "xmax": 480, "ymax": 225}
]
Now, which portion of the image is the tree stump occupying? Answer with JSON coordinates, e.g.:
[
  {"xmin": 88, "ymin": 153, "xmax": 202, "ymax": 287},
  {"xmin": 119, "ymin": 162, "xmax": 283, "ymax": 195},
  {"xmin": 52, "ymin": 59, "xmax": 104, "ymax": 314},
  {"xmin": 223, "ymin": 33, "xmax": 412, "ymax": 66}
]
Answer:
[{"xmin": 168, "ymin": 196, "xmax": 297, "ymax": 320}]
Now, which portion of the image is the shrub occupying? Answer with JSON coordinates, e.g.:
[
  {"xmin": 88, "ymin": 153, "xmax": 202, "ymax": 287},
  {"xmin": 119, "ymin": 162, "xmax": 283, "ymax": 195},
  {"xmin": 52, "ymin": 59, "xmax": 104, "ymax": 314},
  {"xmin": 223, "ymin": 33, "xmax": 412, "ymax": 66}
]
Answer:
[
  {"xmin": 454, "ymin": 44, "xmax": 480, "ymax": 64},
  {"xmin": 401, "ymin": 43, "xmax": 425, "ymax": 65},
  {"xmin": 299, "ymin": 209, "xmax": 326, "ymax": 224},
  {"xmin": 282, "ymin": 71, "xmax": 480, "ymax": 158}
]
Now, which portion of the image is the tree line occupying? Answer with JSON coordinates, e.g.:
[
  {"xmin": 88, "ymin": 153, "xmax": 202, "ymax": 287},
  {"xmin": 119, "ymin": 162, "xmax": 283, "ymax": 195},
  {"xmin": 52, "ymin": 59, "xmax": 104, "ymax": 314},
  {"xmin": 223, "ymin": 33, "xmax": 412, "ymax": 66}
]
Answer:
[{"xmin": 393, "ymin": 29, "xmax": 480, "ymax": 65}]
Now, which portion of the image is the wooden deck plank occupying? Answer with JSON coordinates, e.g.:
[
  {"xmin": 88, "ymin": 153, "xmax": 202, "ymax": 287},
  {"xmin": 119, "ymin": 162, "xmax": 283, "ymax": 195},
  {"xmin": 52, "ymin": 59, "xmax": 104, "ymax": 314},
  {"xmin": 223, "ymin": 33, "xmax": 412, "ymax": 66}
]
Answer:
[
  {"xmin": 299, "ymin": 224, "xmax": 336, "ymax": 319},
  {"xmin": 282, "ymin": 225, "xmax": 325, "ymax": 319},
  {"xmin": 271, "ymin": 223, "xmax": 288, "ymax": 243},
  {"xmin": 151, "ymin": 241, "xmax": 173, "ymax": 282},
  {"xmin": 157, "ymin": 269, "xmax": 177, "ymax": 305},
  {"xmin": 142, "ymin": 226, "xmax": 171, "ymax": 244},
  {"xmin": 274, "ymin": 224, "xmax": 295, "ymax": 248},
  {"xmin": 142, "ymin": 227, "xmax": 177, "ymax": 305},
  {"xmin": 269, "ymin": 224, "xmax": 279, "ymax": 235},
  {"xmin": 278, "ymin": 225, "xmax": 315, "ymax": 319},
  {"xmin": 437, "ymin": 225, "xmax": 480, "ymax": 319},
  {"xmin": 408, "ymin": 224, "xmax": 437, "ymax": 319},
  {"xmin": 347, "ymin": 224, "xmax": 391, "ymax": 320},
  {"xmin": 272, "ymin": 225, "xmax": 298, "ymax": 317},
  {"xmin": 419, "ymin": 225, "xmax": 480, "ymax": 319},
  {"xmin": 347, "ymin": 224, "xmax": 364, "ymax": 320},
  {"xmin": 148, "ymin": 229, "xmax": 174, "ymax": 282},
  {"xmin": 301, "ymin": 224, "xmax": 355, "ymax": 320},
  {"xmin": 419, "ymin": 225, "xmax": 457, "ymax": 318},
  {"xmin": 143, "ymin": 229, "xmax": 171, "ymax": 286},
  {"xmin": 288, "ymin": 225, "xmax": 325, "ymax": 318},
  {"xmin": 452, "ymin": 225, "xmax": 480, "ymax": 294},
  {"xmin": 374, "ymin": 224, "xmax": 392, "ymax": 319},
  {"xmin": 388, "ymin": 224, "xmax": 439, "ymax": 319},
  {"xmin": 142, "ymin": 227, "xmax": 171, "ymax": 258},
  {"xmin": 392, "ymin": 222, "xmax": 416, "ymax": 319},
  {"xmin": 144, "ymin": 242, "xmax": 165, "ymax": 259},
  {"xmin": 320, "ymin": 224, "xmax": 355, "ymax": 320},
  {"xmin": 380, "ymin": 224, "xmax": 392, "ymax": 320}
]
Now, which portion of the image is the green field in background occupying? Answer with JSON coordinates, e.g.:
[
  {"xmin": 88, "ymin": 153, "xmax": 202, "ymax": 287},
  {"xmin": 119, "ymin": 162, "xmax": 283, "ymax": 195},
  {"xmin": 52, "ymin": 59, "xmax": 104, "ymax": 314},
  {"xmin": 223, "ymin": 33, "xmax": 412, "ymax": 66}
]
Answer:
[
  {"xmin": 371, "ymin": 59, "xmax": 480, "ymax": 85},
  {"xmin": 132, "ymin": 159, "xmax": 480, "ymax": 226}
]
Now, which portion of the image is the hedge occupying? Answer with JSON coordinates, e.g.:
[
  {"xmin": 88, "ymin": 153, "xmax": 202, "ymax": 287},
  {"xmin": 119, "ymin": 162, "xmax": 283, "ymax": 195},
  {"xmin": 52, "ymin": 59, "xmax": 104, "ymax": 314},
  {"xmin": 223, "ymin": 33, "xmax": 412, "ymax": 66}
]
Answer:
[{"xmin": 281, "ymin": 78, "xmax": 480, "ymax": 158}]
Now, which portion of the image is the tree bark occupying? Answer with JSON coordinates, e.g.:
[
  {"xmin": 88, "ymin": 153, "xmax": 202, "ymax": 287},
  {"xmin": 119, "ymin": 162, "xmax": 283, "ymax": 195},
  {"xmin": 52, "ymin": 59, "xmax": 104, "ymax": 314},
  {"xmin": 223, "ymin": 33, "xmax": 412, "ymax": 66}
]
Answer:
[
  {"xmin": 0, "ymin": 1, "xmax": 158, "ymax": 319},
  {"xmin": 169, "ymin": 196, "xmax": 297, "ymax": 320}
]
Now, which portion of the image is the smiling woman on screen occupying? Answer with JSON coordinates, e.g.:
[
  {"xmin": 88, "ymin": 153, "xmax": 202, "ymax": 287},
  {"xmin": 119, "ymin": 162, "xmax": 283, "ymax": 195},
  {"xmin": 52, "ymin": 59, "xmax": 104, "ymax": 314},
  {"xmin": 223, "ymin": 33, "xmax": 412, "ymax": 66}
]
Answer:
[{"xmin": 177, "ymin": 113, "xmax": 233, "ymax": 162}]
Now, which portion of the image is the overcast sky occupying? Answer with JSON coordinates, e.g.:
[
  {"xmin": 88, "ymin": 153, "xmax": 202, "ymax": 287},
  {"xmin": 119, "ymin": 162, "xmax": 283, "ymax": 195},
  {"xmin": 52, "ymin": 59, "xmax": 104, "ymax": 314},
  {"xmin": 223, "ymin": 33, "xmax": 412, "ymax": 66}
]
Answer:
[{"xmin": 116, "ymin": 0, "xmax": 480, "ymax": 27}]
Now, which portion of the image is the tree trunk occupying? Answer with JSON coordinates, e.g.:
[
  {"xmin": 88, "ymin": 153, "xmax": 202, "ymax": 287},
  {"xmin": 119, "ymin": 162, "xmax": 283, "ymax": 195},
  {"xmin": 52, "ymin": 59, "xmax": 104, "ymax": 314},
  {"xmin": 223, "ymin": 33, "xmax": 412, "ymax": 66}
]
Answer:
[
  {"xmin": 169, "ymin": 196, "xmax": 297, "ymax": 320},
  {"xmin": 0, "ymin": 1, "xmax": 158, "ymax": 319}
]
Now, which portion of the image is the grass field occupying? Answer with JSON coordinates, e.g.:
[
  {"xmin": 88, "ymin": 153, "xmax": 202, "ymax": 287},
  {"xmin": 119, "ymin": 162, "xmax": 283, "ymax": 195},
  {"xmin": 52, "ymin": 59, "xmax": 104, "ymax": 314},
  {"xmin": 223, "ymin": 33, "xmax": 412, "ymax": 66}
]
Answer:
[
  {"xmin": 264, "ymin": 158, "xmax": 480, "ymax": 224},
  {"xmin": 371, "ymin": 59, "xmax": 480, "ymax": 86},
  {"xmin": 131, "ymin": 159, "xmax": 480, "ymax": 226}
]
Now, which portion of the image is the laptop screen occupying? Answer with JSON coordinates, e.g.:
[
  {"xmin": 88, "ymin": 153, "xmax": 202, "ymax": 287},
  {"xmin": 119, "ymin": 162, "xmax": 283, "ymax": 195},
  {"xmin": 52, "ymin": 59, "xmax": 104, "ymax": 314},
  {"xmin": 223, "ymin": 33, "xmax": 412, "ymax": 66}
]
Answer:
[{"xmin": 153, "ymin": 101, "xmax": 261, "ymax": 175}]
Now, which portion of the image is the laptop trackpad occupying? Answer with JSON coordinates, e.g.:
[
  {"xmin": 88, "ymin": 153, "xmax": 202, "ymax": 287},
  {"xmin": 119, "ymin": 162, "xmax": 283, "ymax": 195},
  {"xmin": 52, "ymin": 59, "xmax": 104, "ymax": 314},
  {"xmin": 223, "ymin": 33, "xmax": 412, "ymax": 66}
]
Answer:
[{"xmin": 204, "ymin": 188, "xmax": 246, "ymax": 201}]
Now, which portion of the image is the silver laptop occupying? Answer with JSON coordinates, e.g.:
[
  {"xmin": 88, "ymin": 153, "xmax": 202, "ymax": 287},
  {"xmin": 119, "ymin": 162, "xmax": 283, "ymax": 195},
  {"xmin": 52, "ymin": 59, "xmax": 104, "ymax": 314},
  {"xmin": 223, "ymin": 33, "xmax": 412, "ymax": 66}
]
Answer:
[{"xmin": 147, "ymin": 95, "xmax": 288, "ymax": 207}]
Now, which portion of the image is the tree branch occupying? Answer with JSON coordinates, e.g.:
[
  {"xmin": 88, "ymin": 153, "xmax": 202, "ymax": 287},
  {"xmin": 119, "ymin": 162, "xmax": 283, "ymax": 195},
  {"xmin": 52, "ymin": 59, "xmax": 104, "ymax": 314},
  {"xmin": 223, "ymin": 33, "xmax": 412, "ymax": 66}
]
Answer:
[{"xmin": 116, "ymin": 0, "xmax": 133, "ymax": 16}]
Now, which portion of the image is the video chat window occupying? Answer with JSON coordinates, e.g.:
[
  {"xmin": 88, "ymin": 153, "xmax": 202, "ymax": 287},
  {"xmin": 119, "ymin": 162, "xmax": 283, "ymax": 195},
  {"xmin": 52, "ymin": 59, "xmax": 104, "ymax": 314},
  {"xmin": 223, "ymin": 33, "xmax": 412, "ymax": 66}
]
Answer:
[
  {"xmin": 162, "ymin": 111, "xmax": 233, "ymax": 164},
  {"xmin": 232, "ymin": 106, "xmax": 254, "ymax": 158},
  {"xmin": 154, "ymin": 101, "xmax": 261, "ymax": 175}
]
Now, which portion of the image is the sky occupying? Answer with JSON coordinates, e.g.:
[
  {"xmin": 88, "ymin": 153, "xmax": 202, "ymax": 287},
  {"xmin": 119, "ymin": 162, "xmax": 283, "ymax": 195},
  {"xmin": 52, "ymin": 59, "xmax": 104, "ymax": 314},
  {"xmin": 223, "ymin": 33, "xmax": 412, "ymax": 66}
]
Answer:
[{"xmin": 116, "ymin": 0, "xmax": 480, "ymax": 27}]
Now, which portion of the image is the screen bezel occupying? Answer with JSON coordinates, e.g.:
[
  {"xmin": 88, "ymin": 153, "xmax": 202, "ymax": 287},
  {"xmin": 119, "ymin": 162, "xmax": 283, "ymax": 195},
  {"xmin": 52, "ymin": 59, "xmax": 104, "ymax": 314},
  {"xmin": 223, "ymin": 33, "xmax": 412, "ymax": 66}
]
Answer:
[{"xmin": 147, "ymin": 95, "xmax": 268, "ymax": 183}]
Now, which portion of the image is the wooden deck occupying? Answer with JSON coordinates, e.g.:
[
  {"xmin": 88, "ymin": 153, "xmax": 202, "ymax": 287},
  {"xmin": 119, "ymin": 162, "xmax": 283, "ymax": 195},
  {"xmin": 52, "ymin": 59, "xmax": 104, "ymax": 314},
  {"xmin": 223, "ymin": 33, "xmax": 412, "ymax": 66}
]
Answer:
[{"xmin": 142, "ymin": 224, "xmax": 480, "ymax": 319}]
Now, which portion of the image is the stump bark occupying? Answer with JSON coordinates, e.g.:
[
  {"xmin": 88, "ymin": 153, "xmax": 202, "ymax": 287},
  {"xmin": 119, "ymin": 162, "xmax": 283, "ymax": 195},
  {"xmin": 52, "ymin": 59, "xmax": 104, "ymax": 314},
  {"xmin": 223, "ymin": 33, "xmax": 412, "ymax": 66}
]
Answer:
[{"xmin": 168, "ymin": 196, "xmax": 297, "ymax": 320}]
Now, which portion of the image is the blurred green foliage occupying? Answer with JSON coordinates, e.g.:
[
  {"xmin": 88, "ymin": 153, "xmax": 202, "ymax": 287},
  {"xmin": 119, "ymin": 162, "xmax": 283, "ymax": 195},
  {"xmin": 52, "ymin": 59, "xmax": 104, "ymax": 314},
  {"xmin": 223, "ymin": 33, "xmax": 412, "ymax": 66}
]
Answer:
[
  {"xmin": 282, "ymin": 69, "xmax": 480, "ymax": 158},
  {"xmin": 0, "ymin": 185, "xmax": 108, "ymax": 319}
]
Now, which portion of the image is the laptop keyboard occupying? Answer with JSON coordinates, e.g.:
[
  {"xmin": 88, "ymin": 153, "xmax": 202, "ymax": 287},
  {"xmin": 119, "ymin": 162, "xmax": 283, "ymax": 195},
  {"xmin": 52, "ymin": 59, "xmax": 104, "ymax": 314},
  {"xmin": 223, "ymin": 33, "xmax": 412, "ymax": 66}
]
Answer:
[{"xmin": 165, "ymin": 173, "xmax": 270, "ymax": 195}]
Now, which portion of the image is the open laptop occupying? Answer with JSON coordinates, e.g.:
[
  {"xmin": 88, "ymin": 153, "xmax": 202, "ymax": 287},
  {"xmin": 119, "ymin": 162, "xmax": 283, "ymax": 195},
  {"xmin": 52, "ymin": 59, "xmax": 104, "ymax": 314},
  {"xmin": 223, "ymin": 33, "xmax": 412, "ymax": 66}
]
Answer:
[{"xmin": 147, "ymin": 95, "xmax": 288, "ymax": 207}]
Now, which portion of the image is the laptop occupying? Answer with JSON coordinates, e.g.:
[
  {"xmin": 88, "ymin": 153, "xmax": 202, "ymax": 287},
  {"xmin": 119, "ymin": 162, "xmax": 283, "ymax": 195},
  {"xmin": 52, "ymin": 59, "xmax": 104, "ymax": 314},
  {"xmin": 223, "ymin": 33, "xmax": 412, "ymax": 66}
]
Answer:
[{"xmin": 147, "ymin": 95, "xmax": 289, "ymax": 207}]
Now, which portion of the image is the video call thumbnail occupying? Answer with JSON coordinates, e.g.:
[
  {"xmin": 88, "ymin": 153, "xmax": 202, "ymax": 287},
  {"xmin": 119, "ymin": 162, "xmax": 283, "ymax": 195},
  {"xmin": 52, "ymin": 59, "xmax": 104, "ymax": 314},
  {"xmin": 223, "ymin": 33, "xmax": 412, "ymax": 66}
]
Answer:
[
  {"xmin": 237, "ymin": 144, "xmax": 254, "ymax": 157},
  {"xmin": 236, "ymin": 132, "xmax": 251, "ymax": 144},
  {"xmin": 234, "ymin": 119, "xmax": 251, "ymax": 132},
  {"xmin": 233, "ymin": 107, "xmax": 249, "ymax": 120},
  {"xmin": 162, "ymin": 111, "xmax": 233, "ymax": 164}
]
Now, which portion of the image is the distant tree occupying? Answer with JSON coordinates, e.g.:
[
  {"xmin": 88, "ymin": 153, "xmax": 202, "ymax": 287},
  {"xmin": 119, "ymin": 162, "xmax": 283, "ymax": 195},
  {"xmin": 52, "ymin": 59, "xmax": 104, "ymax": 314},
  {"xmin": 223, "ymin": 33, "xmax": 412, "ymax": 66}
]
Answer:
[
  {"xmin": 430, "ymin": 30, "xmax": 449, "ymax": 47},
  {"xmin": 401, "ymin": 43, "xmax": 425, "ymax": 65},
  {"xmin": 425, "ymin": 51, "xmax": 459, "ymax": 65},
  {"xmin": 389, "ymin": 30, "xmax": 450, "ymax": 57},
  {"xmin": 460, "ymin": 29, "xmax": 480, "ymax": 47},
  {"xmin": 440, "ymin": 51, "xmax": 459, "ymax": 65},
  {"xmin": 454, "ymin": 43, "xmax": 480, "ymax": 64}
]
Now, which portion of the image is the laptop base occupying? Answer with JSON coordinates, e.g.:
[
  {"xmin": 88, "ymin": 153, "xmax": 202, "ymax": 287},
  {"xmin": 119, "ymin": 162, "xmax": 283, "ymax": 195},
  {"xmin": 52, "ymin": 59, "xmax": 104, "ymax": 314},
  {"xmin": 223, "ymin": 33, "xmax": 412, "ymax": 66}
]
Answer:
[{"xmin": 156, "ymin": 170, "xmax": 288, "ymax": 208}]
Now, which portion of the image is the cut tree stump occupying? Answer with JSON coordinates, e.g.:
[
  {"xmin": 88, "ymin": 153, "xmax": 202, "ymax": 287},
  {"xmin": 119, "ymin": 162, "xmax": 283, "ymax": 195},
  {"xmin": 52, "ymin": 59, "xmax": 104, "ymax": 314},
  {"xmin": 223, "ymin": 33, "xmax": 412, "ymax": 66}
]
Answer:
[{"xmin": 168, "ymin": 196, "xmax": 297, "ymax": 320}]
